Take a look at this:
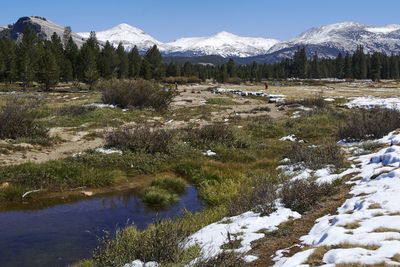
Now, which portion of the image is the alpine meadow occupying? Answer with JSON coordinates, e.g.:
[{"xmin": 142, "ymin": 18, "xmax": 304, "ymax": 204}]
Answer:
[{"xmin": 2, "ymin": 2, "xmax": 400, "ymax": 266}]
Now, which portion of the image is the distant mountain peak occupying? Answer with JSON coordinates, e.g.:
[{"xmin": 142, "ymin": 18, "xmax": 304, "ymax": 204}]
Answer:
[
  {"xmin": 9, "ymin": 16, "xmax": 85, "ymax": 46},
  {"xmin": 78, "ymin": 23, "xmax": 161, "ymax": 51}
]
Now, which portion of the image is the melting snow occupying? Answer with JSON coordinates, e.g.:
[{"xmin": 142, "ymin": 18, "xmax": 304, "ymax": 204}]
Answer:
[
  {"xmin": 279, "ymin": 135, "xmax": 297, "ymax": 142},
  {"xmin": 87, "ymin": 103, "xmax": 117, "ymax": 108},
  {"xmin": 274, "ymin": 131, "xmax": 400, "ymax": 266},
  {"xmin": 95, "ymin": 147, "xmax": 122, "ymax": 155},
  {"xmin": 187, "ymin": 202, "xmax": 301, "ymax": 263},
  {"xmin": 203, "ymin": 150, "xmax": 217, "ymax": 156},
  {"xmin": 345, "ymin": 97, "xmax": 400, "ymax": 110}
]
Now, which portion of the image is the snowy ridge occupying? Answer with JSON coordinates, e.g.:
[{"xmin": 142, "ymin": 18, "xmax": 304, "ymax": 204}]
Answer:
[
  {"xmin": 267, "ymin": 21, "xmax": 400, "ymax": 59},
  {"xmin": 77, "ymin": 21, "xmax": 400, "ymax": 60},
  {"xmin": 163, "ymin": 31, "xmax": 280, "ymax": 57},
  {"xmin": 78, "ymin": 25, "xmax": 279, "ymax": 57}
]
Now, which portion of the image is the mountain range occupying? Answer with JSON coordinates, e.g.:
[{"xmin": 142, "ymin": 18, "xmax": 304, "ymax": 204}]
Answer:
[
  {"xmin": 78, "ymin": 24, "xmax": 280, "ymax": 58},
  {"xmin": 2, "ymin": 16, "xmax": 400, "ymax": 63}
]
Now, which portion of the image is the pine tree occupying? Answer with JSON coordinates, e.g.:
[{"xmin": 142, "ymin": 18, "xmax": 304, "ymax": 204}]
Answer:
[
  {"xmin": 49, "ymin": 32, "xmax": 68, "ymax": 82},
  {"xmin": 370, "ymin": 52, "xmax": 381, "ymax": 81},
  {"xmin": 64, "ymin": 36, "xmax": 79, "ymax": 79},
  {"xmin": 116, "ymin": 43, "xmax": 128, "ymax": 79},
  {"xmin": 311, "ymin": 52, "xmax": 320, "ymax": 79},
  {"xmin": 390, "ymin": 54, "xmax": 399, "ymax": 79},
  {"xmin": 218, "ymin": 64, "xmax": 228, "ymax": 83},
  {"xmin": 128, "ymin": 46, "xmax": 141, "ymax": 78},
  {"xmin": 335, "ymin": 53, "xmax": 344, "ymax": 79},
  {"xmin": 344, "ymin": 52, "xmax": 352, "ymax": 79},
  {"xmin": 0, "ymin": 35, "xmax": 16, "ymax": 84},
  {"xmin": 381, "ymin": 55, "xmax": 390, "ymax": 79},
  {"xmin": 98, "ymin": 41, "xmax": 117, "ymax": 79},
  {"xmin": 144, "ymin": 45, "xmax": 162, "ymax": 79},
  {"xmin": 0, "ymin": 40, "xmax": 4, "ymax": 80},
  {"xmin": 37, "ymin": 47, "xmax": 59, "ymax": 90},
  {"xmin": 77, "ymin": 32, "xmax": 100, "ymax": 87},
  {"xmin": 227, "ymin": 58, "xmax": 236, "ymax": 77},
  {"xmin": 183, "ymin": 62, "xmax": 192, "ymax": 77},
  {"xmin": 17, "ymin": 26, "xmax": 39, "ymax": 89},
  {"xmin": 139, "ymin": 58, "xmax": 151, "ymax": 79},
  {"xmin": 293, "ymin": 47, "xmax": 307, "ymax": 78}
]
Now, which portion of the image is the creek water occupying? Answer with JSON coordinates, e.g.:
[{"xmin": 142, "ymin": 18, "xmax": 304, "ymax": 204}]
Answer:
[{"xmin": 0, "ymin": 186, "xmax": 203, "ymax": 267}]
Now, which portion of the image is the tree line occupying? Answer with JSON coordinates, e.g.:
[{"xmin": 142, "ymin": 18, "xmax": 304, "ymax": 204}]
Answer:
[{"xmin": 1, "ymin": 26, "xmax": 400, "ymax": 90}]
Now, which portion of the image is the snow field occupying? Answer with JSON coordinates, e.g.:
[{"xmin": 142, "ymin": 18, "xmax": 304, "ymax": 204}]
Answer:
[{"xmin": 274, "ymin": 131, "xmax": 400, "ymax": 266}]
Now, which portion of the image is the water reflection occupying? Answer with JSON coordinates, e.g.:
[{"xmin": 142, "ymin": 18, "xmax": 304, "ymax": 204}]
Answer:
[{"xmin": 0, "ymin": 186, "xmax": 203, "ymax": 267}]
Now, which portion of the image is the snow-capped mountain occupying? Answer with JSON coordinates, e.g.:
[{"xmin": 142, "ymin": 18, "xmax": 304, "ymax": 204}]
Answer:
[
  {"xmin": 162, "ymin": 31, "xmax": 280, "ymax": 57},
  {"xmin": 264, "ymin": 22, "xmax": 400, "ymax": 60},
  {"xmin": 10, "ymin": 16, "xmax": 86, "ymax": 47},
  {"xmin": 78, "ymin": 23, "xmax": 162, "ymax": 52},
  {"xmin": 6, "ymin": 17, "xmax": 400, "ymax": 63},
  {"xmin": 77, "ymin": 25, "xmax": 279, "ymax": 57}
]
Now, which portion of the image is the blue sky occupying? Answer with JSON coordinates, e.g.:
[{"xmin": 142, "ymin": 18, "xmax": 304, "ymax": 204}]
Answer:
[{"xmin": 2, "ymin": 0, "xmax": 400, "ymax": 42}]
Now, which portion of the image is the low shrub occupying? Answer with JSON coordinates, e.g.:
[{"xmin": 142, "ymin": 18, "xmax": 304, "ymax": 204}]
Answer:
[
  {"xmin": 287, "ymin": 142, "xmax": 346, "ymax": 170},
  {"xmin": 226, "ymin": 77, "xmax": 242, "ymax": 85},
  {"xmin": 337, "ymin": 108, "xmax": 400, "ymax": 141},
  {"xmin": 151, "ymin": 177, "xmax": 187, "ymax": 194},
  {"xmin": 105, "ymin": 125, "xmax": 176, "ymax": 154},
  {"xmin": 250, "ymin": 106, "xmax": 271, "ymax": 113},
  {"xmin": 227, "ymin": 176, "xmax": 277, "ymax": 216},
  {"xmin": 283, "ymin": 96, "xmax": 326, "ymax": 108},
  {"xmin": 186, "ymin": 124, "xmax": 245, "ymax": 148},
  {"xmin": 140, "ymin": 187, "xmax": 179, "ymax": 206},
  {"xmin": 140, "ymin": 177, "xmax": 188, "ymax": 207},
  {"xmin": 0, "ymin": 100, "xmax": 48, "ymax": 140},
  {"xmin": 192, "ymin": 251, "xmax": 248, "ymax": 267},
  {"xmin": 55, "ymin": 105, "xmax": 96, "ymax": 116},
  {"xmin": 163, "ymin": 76, "xmax": 203, "ymax": 84},
  {"xmin": 93, "ymin": 219, "xmax": 189, "ymax": 266},
  {"xmin": 99, "ymin": 79, "xmax": 177, "ymax": 111},
  {"xmin": 280, "ymin": 179, "xmax": 336, "ymax": 213}
]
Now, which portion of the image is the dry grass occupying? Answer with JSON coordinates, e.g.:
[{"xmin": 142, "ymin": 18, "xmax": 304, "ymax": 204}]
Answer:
[
  {"xmin": 343, "ymin": 221, "xmax": 362, "ymax": 229},
  {"xmin": 335, "ymin": 262, "xmax": 395, "ymax": 267},
  {"xmin": 337, "ymin": 242, "xmax": 380, "ymax": 250},
  {"xmin": 337, "ymin": 108, "xmax": 400, "ymax": 141},
  {"xmin": 105, "ymin": 124, "xmax": 176, "ymax": 154},
  {"xmin": 280, "ymin": 179, "xmax": 337, "ymax": 213},
  {"xmin": 303, "ymin": 246, "xmax": 330, "ymax": 265},
  {"xmin": 372, "ymin": 227, "xmax": 400, "ymax": 233},
  {"xmin": 287, "ymin": 142, "xmax": 346, "ymax": 170},
  {"xmin": 304, "ymin": 243, "xmax": 380, "ymax": 266},
  {"xmin": 391, "ymin": 253, "xmax": 400, "ymax": 263},
  {"xmin": 368, "ymin": 203, "xmax": 382, "ymax": 209},
  {"xmin": 226, "ymin": 176, "xmax": 277, "ymax": 216}
]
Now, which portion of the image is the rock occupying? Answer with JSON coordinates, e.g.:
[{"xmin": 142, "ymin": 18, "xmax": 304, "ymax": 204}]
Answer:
[{"xmin": 81, "ymin": 191, "xmax": 93, "ymax": 196}]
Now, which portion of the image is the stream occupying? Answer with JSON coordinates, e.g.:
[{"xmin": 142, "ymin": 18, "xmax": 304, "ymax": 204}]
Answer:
[{"xmin": 0, "ymin": 186, "xmax": 203, "ymax": 267}]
